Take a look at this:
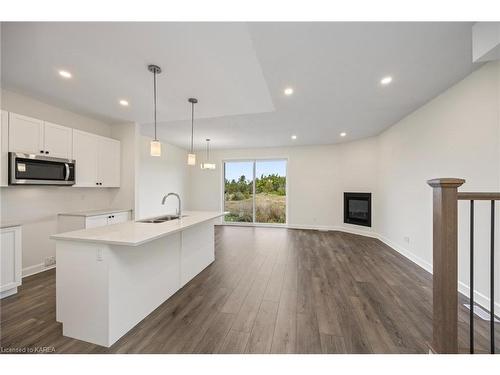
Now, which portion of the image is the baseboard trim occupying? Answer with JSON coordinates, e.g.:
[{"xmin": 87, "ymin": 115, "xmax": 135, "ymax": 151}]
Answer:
[
  {"xmin": 376, "ymin": 234, "xmax": 433, "ymax": 274},
  {"xmin": 458, "ymin": 281, "xmax": 500, "ymax": 314},
  {"xmin": 286, "ymin": 223, "xmax": 379, "ymax": 239},
  {"xmin": 22, "ymin": 263, "xmax": 56, "ymax": 278},
  {"xmin": 0, "ymin": 288, "xmax": 18, "ymax": 299}
]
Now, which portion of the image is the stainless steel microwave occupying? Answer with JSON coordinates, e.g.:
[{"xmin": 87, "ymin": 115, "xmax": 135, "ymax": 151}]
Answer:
[{"xmin": 9, "ymin": 152, "xmax": 75, "ymax": 186}]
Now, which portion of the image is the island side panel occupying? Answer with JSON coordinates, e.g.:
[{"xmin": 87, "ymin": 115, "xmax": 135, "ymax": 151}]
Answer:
[
  {"xmin": 180, "ymin": 219, "xmax": 215, "ymax": 286},
  {"xmin": 108, "ymin": 233, "xmax": 181, "ymax": 346},
  {"xmin": 56, "ymin": 240, "xmax": 110, "ymax": 347}
]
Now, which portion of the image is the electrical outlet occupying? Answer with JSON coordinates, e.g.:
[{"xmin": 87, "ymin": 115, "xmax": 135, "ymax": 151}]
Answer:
[{"xmin": 44, "ymin": 256, "xmax": 56, "ymax": 267}]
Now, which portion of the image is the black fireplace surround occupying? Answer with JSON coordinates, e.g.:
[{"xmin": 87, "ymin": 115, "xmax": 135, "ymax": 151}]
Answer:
[{"xmin": 344, "ymin": 192, "xmax": 372, "ymax": 227}]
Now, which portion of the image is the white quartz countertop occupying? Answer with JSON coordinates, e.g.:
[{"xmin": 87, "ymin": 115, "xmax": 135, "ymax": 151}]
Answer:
[
  {"xmin": 58, "ymin": 208, "xmax": 132, "ymax": 217},
  {"xmin": 50, "ymin": 211, "xmax": 225, "ymax": 246}
]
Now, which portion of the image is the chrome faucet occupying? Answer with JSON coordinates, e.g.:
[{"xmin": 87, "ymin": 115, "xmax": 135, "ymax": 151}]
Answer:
[{"xmin": 162, "ymin": 192, "xmax": 181, "ymax": 217}]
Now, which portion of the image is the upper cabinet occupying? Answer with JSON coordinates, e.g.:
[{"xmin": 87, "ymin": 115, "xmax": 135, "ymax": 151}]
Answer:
[
  {"xmin": 8, "ymin": 113, "xmax": 72, "ymax": 159},
  {"xmin": 73, "ymin": 130, "xmax": 120, "ymax": 187},
  {"xmin": 8, "ymin": 113, "xmax": 44, "ymax": 155},
  {"xmin": 1, "ymin": 110, "xmax": 9, "ymax": 186},
  {"xmin": 43, "ymin": 122, "xmax": 73, "ymax": 159},
  {"xmin": 3, "ymin": 111, "xmax": 120, "ymax": 188},
  {"xmin": 72, "ymin": 130, "xmax": 99, "ymax": 187},
  {"xmin": 97, "ymin": 136, "xmax": 121, "ymax": 187}
]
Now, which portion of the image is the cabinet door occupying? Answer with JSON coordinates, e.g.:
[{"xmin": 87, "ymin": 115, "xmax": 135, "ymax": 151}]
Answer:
[
  {"xmin": 73, "ymin": 130, "xmax": 99, "ymax": 187},
  {"xmin": 44, "ymin": 122, "xmax": 72, "ymax": 159},
  {"xmin": 1, "ymin": 226, "xmax": 22, "ymax": 294},
  {"xmin": 8, "ymin": 113, "xmax": 44, "ymax": 154},
  {"xmin": 0, "ymin": 110, "xmax": 8, "ymax": 186},
  {"xmin": 108, "ymin": 211, "xmax": 130, "ymax": 225},
  {"xmin": 98, "ymin": 137, "xmax": 120, "ymax": 187},
  {"xmin": 85, "ymin": 215, "xmax": 109, "ymax": 228}
]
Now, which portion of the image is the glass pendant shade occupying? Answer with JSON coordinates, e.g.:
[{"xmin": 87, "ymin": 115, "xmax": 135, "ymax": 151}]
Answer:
[
  {"xmin": 150, "ymin": 140, "xmax": 161, "ymax": 157},
  {"xmin": 148, "ymin": 64, "xmax": 162, "ymax": 157},
  {"xmin": 200, "ymin": 162, "xmax": 216, "ymax": 170},
  {"xmin": 200, "ymin": 138, "xmax": 215, "ymax": 170},
  {"xmin": 187, "ymin": 98, "xmax": 198, "ymax": 166},
  {"xmin": 187, "ymin": 153, "xmax": 196, "ymax": 165}
]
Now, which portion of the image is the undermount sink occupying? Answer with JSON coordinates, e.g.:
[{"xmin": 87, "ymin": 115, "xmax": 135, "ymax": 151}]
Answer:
[{"xmin": 137, "ymin": 214, "xmax": 186, "ymax": 224}]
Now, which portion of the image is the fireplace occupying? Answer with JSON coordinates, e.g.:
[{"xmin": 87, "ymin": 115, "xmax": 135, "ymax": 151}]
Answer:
[{"xmin": 344, "ymin": 192, "xmax": 371, "ymax": 227}]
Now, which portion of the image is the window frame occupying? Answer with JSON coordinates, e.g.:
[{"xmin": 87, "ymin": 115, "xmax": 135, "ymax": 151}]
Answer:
[{"xmin": 221, "ymin": 158, "xmax": 288, "ymax": 226}]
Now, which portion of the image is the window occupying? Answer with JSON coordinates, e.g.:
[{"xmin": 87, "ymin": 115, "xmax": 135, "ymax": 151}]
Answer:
[{"xmin": 224, "ymin": 159, "xmax": 287, "ymax": 224}]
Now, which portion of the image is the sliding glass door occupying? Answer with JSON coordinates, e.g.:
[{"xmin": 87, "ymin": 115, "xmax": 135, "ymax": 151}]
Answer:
[
  {"xmin": 224, "ymin": 159, "xmax": 287, "ymax": 224},
  {"xmin": 223, "ymin": 161, "xmax": 254, "ymax": 222}
]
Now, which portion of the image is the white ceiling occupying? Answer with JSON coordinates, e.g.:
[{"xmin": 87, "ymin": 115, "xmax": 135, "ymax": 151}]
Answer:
[{"xmin": 1, "ymin": 22, "xmax": 475, "ymax": 150}]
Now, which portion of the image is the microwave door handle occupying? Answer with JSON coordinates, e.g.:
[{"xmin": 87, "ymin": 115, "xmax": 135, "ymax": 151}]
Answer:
[{"xmin": 64, "ymin": 163, "xmax": 70, "ymax": 181}]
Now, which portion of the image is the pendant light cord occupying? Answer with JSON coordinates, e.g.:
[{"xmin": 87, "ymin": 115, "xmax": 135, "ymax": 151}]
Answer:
[
  {"xmin": 153, "ymin": 69, "xmax": 157, "ymax": 141},
  {"xmin": 190, "ymin": 102, "xmax": 195, "ymax": 153},
  {"xmin": 206, "ymin": 139, "xmax": 210, "ymax": 160}
]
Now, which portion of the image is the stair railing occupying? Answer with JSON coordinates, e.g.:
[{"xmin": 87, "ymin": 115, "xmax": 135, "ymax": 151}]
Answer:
[{"xmin": 427, "ymin": 178, "xmax": 497, "ymax": 354}]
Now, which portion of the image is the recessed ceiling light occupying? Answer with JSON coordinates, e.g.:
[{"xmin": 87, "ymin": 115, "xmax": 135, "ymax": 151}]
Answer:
[
  {"xmin": 58, "ymin": 70, "xmax": 72, "ymax": 79},
  {"xmin": 380, "ymin": 76, "xmax": 392, "ymax": 85},
  {"xmin": 340, "ymin": 132, "xmax": 347, "ymax": 137},
  {"xmin": 119, "ymin": 99, "xmax": 129, "ymax": 106},
  {"xmin": 284, "ymin": 87, "xmax": 294, "ymax": 96},
  {"xmin": 291, "ymin": 135, "xmax": 297, "ymax": 140}
]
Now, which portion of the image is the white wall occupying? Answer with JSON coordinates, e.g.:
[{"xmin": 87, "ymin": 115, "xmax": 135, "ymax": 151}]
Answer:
[
  {"xmin": 0, "ymin": 90, "xmax": 119, "ymax": 276},
  {"xmin": 376, "ymin": 61, "xmax": 500, "ymax": 310},
  {"xmin": 188, "ymin": 61, "xmax": 500, "ymax": 311},
  {"xmin": 136, "ymin": 136, "xmax": 189, "ymax": 219},
  {"xmin": 188, "ymin": 137, "xmax": 378, "ymax": 235},
  {"xmin": 1, "ymin": 89, "xmax": 112, "ymax": 137}
]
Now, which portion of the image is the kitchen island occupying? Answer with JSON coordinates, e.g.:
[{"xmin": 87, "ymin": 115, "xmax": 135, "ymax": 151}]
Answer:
[{"xmin": 50, "ymin": 211, "xmax": 225, "ymax": 347}]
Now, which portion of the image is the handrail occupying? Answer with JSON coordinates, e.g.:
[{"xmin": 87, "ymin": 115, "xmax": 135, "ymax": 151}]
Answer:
[
  {"xmin": 427, "ymin": 178, "xmax": 497, "ymax": 354},
  {"xmin": 457, "ymin": 192, "xmax": 500, "ymax": 200},
  {"xmin": 427, "ymin": 178, "xmax": 464, "ymax": 354}
]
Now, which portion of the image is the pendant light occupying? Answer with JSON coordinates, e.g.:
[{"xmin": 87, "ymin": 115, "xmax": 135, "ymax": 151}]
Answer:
[
  {"xmin": 148, "ymin": 64, "xmax": 162, "ymax": 157},
  {"xmin": 187, "ymin": 98, "xmax": 198, "ymax": 166},
  {"xmin": 200, "ymin": 139, "xmax": 216, "ymax": 170}
]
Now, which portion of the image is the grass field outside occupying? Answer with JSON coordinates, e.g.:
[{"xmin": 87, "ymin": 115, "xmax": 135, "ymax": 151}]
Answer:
[{"xmin": 224, "ymin": 193, "xmax": 286, "ymax": 223}]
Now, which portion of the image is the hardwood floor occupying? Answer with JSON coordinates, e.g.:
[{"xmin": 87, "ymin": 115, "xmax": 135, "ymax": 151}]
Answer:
[{"xmin": 1, "ymin": 226, "xmax": 498, "ymax": 354}]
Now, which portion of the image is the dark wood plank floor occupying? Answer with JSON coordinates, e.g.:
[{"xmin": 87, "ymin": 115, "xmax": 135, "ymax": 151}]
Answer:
[{"xmin": 1, "ymin": 226, "xmax": 498, "ymax": 354}]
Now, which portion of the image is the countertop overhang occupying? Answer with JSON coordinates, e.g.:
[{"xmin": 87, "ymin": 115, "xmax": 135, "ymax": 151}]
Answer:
[{"xmin": 50, "ymin": 211, "xmax": 225, "ymax": 246}]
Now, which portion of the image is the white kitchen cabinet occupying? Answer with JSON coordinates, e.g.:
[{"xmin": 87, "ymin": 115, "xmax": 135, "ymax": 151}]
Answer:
[
  {"xmin": 73, "ymin": 130, "xmax": 99, "ymax": 187},
  {"xmin": 85, "ymin": 215, "xmax": 110, "ymax": 228},
  {"xmin": 0, "ymin": 110, "xmax": 8, "ymax": 186},
  {"xmin": 8, "ymin": 112, "xmax": 73, "ymax": 158},
  {"xmin": 85, "ymin": 212, "xmax": 129, "ymax": 228},
  {"xmin": 57, "ymin": 209, "xmax": 132, "ymax": 233},
  {"xmin": 8, "ymin": 112, "xmax": 44, "ymax": 155},
  {"xmin": 98, "ymin": 137, "xmax": 121, "ymax": 187},
  {"xmin": 1, "ymin": 225, "xmax": 22, "ymax": 299},
  {"xmin": 73, "ymin": 130, "xmax": 120, "ymax": 188},
  {"xmin": 43, "ymin": 121, "xmax": 73, "ymax": 159},
  {"xmin": 106, "ymin": 211, "xmax": 130, "ymax": 225}
]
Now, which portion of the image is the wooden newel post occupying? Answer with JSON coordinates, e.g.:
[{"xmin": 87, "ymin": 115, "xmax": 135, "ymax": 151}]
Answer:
[{"xmin": 427, "ymin": 178, "xmax": 465, "ymax": 354}]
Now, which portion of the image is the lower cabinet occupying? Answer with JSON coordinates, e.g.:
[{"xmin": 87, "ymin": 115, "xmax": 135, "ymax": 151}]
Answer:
[
  {"xmin": 1, "ymin": 225, "xmax": 22, "ymax": 299},
  {"xmin": 86, "ymin": 212, "xmax": 130, "ymax": 228},
  {"xmin": 57, "ymin": 210, "xmax": 132, "ymax": 233}
]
